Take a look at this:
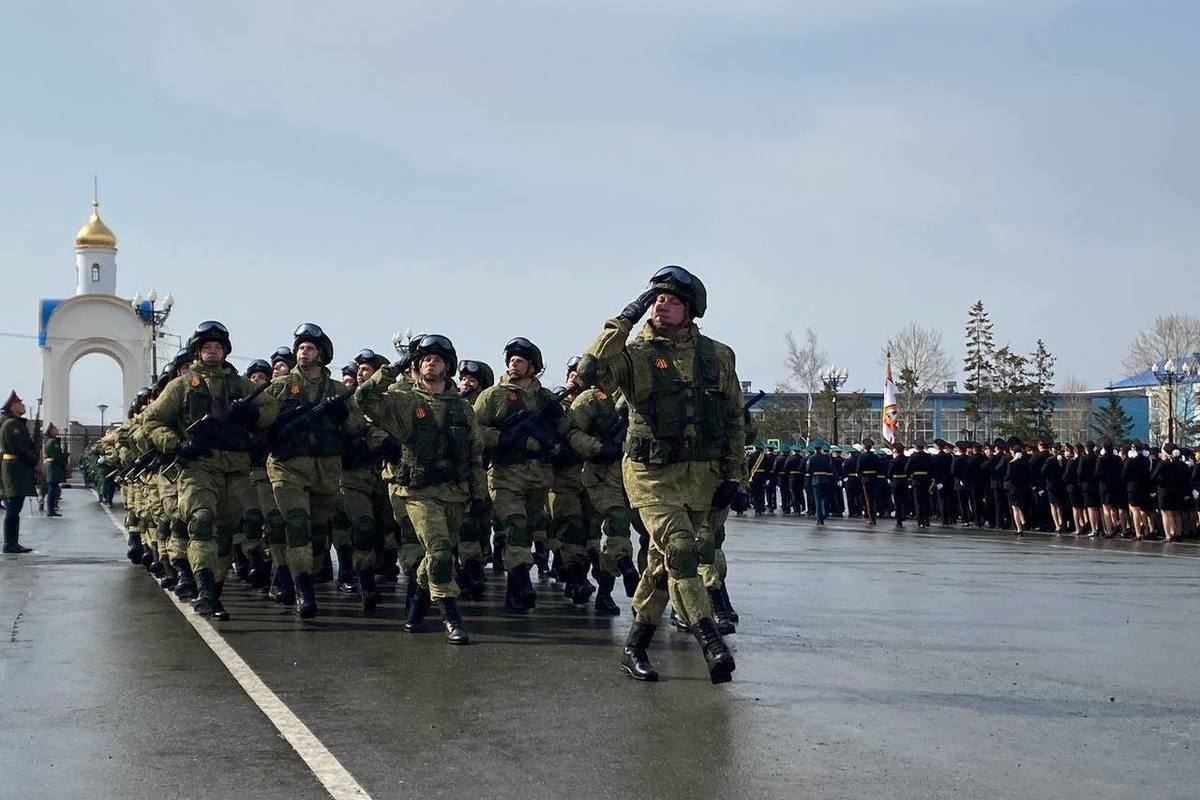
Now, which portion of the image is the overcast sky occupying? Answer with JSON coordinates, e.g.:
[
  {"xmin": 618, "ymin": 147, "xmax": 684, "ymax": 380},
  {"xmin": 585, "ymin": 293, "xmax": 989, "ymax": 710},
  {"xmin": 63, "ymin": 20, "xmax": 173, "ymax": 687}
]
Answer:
[{"xmin": 2, "ymin": 1, "xmax": 1196, "ymax": 425}]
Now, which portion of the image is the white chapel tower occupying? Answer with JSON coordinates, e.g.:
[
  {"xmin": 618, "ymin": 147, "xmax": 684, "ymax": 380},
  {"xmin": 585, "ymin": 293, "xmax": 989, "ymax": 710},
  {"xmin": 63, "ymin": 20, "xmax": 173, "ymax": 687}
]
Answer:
[{"xmin": 74, "ymin": 193, "xmax": 118, "ymax": 295}]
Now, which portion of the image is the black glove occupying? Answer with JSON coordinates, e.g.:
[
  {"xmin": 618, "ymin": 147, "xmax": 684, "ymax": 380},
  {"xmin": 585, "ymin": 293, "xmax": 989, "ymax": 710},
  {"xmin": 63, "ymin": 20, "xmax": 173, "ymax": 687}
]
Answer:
[
  {"xmin": 327, "ymin": 395, "xmax": 351, "ymax": 423},
  {"xmin": 377, "ymin": 435, "xmax": 402, "ymax": 463},
  {"xmin": 595, "ymin": 440, "xmax": 623, "ymax": 462},
  {"xmin": 469, "ymin": 498, "xmax": 489, "ymax": 521},
  {"xmin": 178, "ymin": 441, "xmax": 206, "ymax": 463},
  {"xmin": 618, "ymin": 289, "xmax": 659, "ymax": 325},
  {"xmin": 228, "ymin": 400, "xmax": 259, "ymax": 427},
  {"xmin": 730, "ymin": 490, "xmax": 750, "ymax": 513},
  {"xmin": 497, "ymin": 426, "xmax": 522, "ymax": 449},
  {"xmin": 711, "ymin": 480, "xmax": 741, "ymax": 510}
]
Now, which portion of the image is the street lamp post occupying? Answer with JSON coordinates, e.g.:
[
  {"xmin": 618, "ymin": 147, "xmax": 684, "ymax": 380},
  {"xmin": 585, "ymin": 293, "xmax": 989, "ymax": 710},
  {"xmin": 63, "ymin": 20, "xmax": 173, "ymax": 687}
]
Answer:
[
  {"xmin": 97, "ymin": 403, "xmax": 108, "ymax": 429},
  {"xmin": 133, "ymin": 289, "xmax": 174, "ymax": 382},
  {"xmin": 821, "ymin": 366, "xmax": 849, "ymax": 445},
  {"xmin": 1150, "ymin": 357, "xmax": 1198, "ymax": 444}
]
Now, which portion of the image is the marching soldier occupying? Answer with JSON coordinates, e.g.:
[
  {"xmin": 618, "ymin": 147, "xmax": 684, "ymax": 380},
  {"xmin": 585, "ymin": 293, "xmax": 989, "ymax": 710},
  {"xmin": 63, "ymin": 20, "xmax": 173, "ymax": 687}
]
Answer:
[
  {"xmin": 578, "ymin": 265, "xmax": 743, "ymax": 684},
  {"xmin": 143, "ymin": 321, "xmax": 279, "ymax": 620}
]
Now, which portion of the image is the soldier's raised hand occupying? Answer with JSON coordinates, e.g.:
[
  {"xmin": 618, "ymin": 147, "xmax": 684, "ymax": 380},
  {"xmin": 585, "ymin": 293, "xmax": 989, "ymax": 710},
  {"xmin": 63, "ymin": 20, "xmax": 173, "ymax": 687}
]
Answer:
[{"xmin": 618, "ymin": 289, "xmax": 659, "ymax": 325}]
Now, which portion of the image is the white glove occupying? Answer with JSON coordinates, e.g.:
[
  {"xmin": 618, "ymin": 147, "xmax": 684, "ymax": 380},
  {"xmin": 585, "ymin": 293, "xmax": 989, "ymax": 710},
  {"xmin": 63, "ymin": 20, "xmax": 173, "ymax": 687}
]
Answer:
[
  {"xmin": 1193, "ymin": 489, "xmax": 1199, "ymax": 500},
  {"xmin": 936, "ymin": 483, "xmax": 944, "ymax": 490},
  {"xmin": 836, "ymin": 480, "xmax": 843, "ymax": 487}
]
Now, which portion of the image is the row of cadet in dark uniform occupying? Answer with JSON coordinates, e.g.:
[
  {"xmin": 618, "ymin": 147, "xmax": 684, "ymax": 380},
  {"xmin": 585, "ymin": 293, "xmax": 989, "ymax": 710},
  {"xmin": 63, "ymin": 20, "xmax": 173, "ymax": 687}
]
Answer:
[{"xmin": 742, "ymin": 436, "xmax": 1200, "ymax": 540}]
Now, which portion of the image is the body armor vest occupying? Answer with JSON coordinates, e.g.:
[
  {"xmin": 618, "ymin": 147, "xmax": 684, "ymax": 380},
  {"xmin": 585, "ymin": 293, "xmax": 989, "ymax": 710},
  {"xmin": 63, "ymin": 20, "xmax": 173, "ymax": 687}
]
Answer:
[
  {"xmin": 182, "ymin": 369, "xmax": 250, "ymax": 452},
  {"xmin": 395, "ymin": 396, "xmax": 471, "ymax": 488},
  {"xmin": 625, "ymin": 335, "xmax": 727, "ymax": 465},
  {"xmin": 273, "ymin": 375, "xmax": 344, "ymax": 460}
]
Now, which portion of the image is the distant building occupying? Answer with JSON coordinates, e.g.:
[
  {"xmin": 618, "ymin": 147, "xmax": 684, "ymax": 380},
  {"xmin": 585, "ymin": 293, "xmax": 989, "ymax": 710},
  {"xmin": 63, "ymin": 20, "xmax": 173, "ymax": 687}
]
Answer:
[
  {"xmin": 745, "ymin": 389, "xmax": 1149, "ymax": 447},
  {"xmin": 1107, "ymin": 355, "xmax": 1200, "ymax": 445}
]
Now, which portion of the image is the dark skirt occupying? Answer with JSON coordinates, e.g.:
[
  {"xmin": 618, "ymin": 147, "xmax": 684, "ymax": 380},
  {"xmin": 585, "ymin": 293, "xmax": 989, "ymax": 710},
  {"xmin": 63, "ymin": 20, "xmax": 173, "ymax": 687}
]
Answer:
[
  {"xmin": 1157, "ymin": 490, "xmax": 1183, "ymax": 512},
  {"xmin": 1081, "ymin": 481, "xmax": 1101, "ymax": 508},
  {"xmin": 1047, "ymin": 481, "xmax": 1068, "ymax": 506},
  {"xmin": 1099, "ymin": 483, "xmax": 1127, "ymax": 508},
  {"xmin": 1007, "ymin": 488, "xmax": 1031, "ymax": 508},
  {"xmin": 1066, "ymin": 483, "xmax": 1084, "ymax": 507},
  {"xmin": 1127, "ymin": 483, "xmax": 1151, "ymax": 509}
]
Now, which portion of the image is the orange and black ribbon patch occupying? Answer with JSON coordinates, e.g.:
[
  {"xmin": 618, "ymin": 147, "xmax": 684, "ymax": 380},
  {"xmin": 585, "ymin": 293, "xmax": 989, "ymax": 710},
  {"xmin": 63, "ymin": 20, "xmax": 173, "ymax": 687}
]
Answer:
[
  {"xmin": 415, "ymin": 406, "xmax": 427, "ymax": 419},
  {"xmin": 654, "ymin": 358, "xmax": 669, "ymax": 369}
]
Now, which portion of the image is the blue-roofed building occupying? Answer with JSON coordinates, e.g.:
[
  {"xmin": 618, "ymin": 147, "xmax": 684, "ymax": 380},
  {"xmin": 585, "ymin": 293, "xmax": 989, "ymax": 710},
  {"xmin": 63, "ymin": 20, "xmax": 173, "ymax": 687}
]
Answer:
[{"xmin": 1106, "ymin": 354, "xmax": 1200, "ymax": 445}]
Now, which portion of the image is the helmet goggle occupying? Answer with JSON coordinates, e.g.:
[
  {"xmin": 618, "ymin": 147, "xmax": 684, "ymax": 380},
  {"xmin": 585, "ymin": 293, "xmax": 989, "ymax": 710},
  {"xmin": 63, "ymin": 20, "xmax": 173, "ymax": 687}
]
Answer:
[
  {"xmin": 459, "ymin": 360, "xmax": 481, "ymax": 375},
  {"xmin": 417, "ymin": 334, "xmax": 454, "ymax": 352},
  {"xmin": 650, "ymin": 266, "xmax": 693, "ymax": 286},
  {"xmin": 195, "ymin": 320, "xmax": 229, "ymax": 336},
  {"xmin": 354, "ymin": 348, "xmax": 380, "ymax": 364},
  {"xmin": 294, "ymin": 322, "xmax": 326, "ymax": 339},
  {"xmin": 271, "ymin": 346, "xmax": 295, "ymax": 364}
]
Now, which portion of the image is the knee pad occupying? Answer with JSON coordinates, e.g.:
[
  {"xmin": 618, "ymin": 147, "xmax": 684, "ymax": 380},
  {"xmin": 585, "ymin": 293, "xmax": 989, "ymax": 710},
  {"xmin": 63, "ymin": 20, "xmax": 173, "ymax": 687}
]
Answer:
[
  {"xmin": 216, "ymin": 526, "xmax": 235, "ymax": 558},
  {"xmin": 170, "ymin": 516, "xmax": 187, "ymax": 538},
  {"xmin": 606, "ymin": 507, "xmax": 631, "ymax": 539},
  {"xmin": 283, "ymin": 508, "xmax": 312, "ymax": 548},
  {"xmin": 528, "ymin": 506, "xmax": 548, "ymax": 538},
  {"xmin": 696, "ymin": 531, "xmax": 716, "ymax": 566},
  {"xmin": 242, "ymin": 508, "xmax": 265, "ymax": 538},
  {"xmin": 427, "ymin": 541, "xmax": 454, "ymax": 585},
  {"xmin": 187, "ymin": 508, "xmax": 215, "ymax": 542},
  {"xmin": 665, "ymin": 533, "xmax": 700, "ymax": 577},
  {"xmin": 504, "ymin": 515, "xmax": 530, "ymax": 548},
  {"xmin": 558, "ymin": 515, "xmax": 587, "ymax": 547}
]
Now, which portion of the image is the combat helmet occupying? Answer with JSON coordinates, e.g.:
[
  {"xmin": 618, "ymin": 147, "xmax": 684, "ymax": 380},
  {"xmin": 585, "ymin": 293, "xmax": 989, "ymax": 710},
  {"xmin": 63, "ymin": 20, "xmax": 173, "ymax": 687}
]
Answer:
[
  {"xmin": 411, "ymin": 334, "xmax": 458, "ymax": 372},
  {"xmin": 504, "ymin": 337, "xmax": 544, "ymax": 373},
  {"xmin": 458, "ymin": 359, "xmax": 495, "ymax": 390},
  {"xmin": 293, "ymin": 322, "xmax": 334, "ymax": 365},
  {"xmin": 648, "ymin": 265, "xmax": 707, "ymax": 319},
  {"xmin": 187, "ymin": 320, "xmax": 232, "ymax": 357}
]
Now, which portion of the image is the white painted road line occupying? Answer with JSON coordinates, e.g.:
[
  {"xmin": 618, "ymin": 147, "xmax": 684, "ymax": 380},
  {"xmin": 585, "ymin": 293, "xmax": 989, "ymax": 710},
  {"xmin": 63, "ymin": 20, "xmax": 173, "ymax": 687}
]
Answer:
[{"xmin": 104, "ymin": 509, "xmax": 373, "ymax": 800}]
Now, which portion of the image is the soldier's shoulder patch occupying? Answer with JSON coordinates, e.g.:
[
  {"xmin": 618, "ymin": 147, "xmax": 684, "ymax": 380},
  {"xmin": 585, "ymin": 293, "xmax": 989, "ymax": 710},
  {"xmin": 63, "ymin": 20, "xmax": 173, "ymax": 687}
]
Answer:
[
  {"xmin": 595, "ymin": 390, "xmax": 608, "ymax": 400},
  {"xmin": 189, "ymin": 376, "xmax": 201, "ymax": 388},
  {"xmin": 654, "ymin": 357, "xmax": 669, "ymax": 369},
  {"xmin": 415, "ymin": 405, "xmax": 427, "ymax": 419},
  {"xmin": 289, "ymin": 383, "xmax": 302, "ymax": 396},
  {"xmin": 507, "ymin": 391, "xmax": 520, "ymax": 403}
]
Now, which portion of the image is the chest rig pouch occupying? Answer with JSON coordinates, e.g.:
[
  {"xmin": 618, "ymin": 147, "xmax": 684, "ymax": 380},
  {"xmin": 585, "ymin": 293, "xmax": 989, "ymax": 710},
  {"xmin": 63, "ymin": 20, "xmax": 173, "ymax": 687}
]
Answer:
[
  {"xmin": 396, "ymin": 397, "xmax": 470, "ymax": 488},
  {"xmin": 626, "ymin": 336, "xmax": 727, "ymax": 465},
  {"xmin": 273, "ymin": 377, "xmax": 344, "ymax": 460},
  {"xmin": 183, "ymin": 370, "xmax": 250, "ymax": 452}
]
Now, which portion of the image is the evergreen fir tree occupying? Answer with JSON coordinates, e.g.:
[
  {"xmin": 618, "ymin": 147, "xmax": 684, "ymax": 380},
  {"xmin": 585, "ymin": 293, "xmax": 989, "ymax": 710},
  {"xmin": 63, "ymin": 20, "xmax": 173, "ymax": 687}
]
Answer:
[
  {"xmin": 1090, "ymin": 393, "xmax": 1134, "ymax": 443},
  {"xmin": 994, "ymin": 346, "xmax": 1037, "ymax": 442},
  {"xmin": 1029, "ymin": 339, "xmax": 1056, "ymax": 441},
  {"xmin": 962, "ymin": 300, "xmax": 994, "ymax": 439}
]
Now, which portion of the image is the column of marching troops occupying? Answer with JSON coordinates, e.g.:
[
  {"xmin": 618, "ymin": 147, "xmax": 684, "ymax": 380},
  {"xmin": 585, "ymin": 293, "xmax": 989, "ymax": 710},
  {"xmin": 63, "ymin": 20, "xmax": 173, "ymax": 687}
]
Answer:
[
  {"xmin": 744, "ymin": 435, "xmax": 1200, "ymax": 540},
  {"xmin": 61, "ymin": 266, "xmax": 748, "ymax": 684}
]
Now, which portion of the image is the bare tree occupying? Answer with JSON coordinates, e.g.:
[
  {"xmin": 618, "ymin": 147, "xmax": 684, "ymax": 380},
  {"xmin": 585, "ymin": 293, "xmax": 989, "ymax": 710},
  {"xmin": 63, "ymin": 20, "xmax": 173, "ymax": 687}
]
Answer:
[
  {"xmin": 882, "ymin": 323, "xmax": 953, "ymax": 439},
  {"xmin": 781, "ymin": 328, "xmax": 827, "ymax": 438},
  {"xmin": 1056, "ymin": 376, "xmax": 1092, "ymax": 442},
  {"xmin": 1122, "ymin": 314, "xmax": 1200, "ymax": 374}
]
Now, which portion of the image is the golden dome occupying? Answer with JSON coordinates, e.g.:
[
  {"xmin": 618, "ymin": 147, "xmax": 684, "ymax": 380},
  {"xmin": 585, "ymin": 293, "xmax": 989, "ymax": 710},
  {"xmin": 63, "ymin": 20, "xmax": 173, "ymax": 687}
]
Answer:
[{"xmin": 75, "ymin": 201, "xmax": 117, "ymax": 249}]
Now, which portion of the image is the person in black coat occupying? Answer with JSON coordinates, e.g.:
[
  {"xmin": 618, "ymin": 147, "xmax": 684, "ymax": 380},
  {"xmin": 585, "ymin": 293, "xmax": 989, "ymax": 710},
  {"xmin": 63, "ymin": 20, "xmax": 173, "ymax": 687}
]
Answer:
[
  {"xmin": 1027, "ymin": 439, "xmax": 1051, "ymax": 531},
  {"xmin": 907, "ymin": 441, "xmax": 934, "ymax": 528},
  {"xmin": 842, "ymin": 449, "xmax": 862, "ymax": 519},
  {"xmin": 1063, "ymin": 444, "xmax": 1085, "ymax": 534},
  {"xmin": 1122, "ymin": 442, "xmax": 1152, "ymax": 539},
  {"xmin": 1151, "ymin": 443, "xmax": 1188, "ymax": 541},
  {"xmin": 1003, "ymin": 437, "xmax": 1032, "ymax": 534},
  {"xmin": 1077, "ymin": 442, "xmax": 1102, "ymax": 536},
  {"xmin": 1095, "ymin": 439, "xmax": 1126, "ymax": 537},
  {"xmin": 1039, "ymin": 440, "xmax": 1067, "ymax": 533},
  {"xmin": 762, "ymin": 446, "xmax": 779, "ymax": 514},
  {"xmin": 857, "ymin": 439, "xmax": 881, "ymax": 525},
  {"xmin": 988, "ymin": 439, "xmax": 1011, "ymax": 530},
  {"xmin": 968, "ymin": 442, "xmax": 990, "ymax": 528},
  {"xmin": 932, "ymin": 439, "xmax": 955, "ymax": 526},
  {"xmin": 775, "ymin": 447, "xmax": 793, "ymax": 514},
  {"xmin": 790, "ymin": 450, "xmax": 808, "ymax": 516},
  {"xmin": 887, "ymin": 442, "xmax": 909, "ymax": 529}
]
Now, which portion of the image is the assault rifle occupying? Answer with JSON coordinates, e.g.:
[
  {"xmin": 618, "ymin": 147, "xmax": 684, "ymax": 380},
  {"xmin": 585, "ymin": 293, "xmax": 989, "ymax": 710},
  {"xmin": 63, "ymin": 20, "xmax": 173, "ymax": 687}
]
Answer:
[
  {"xmin": 266, "ymin": 390, "xmax": 352, "ymax": 456},
  {"xmin": 495, "ymin": 386, "xmax": 572, "ymax": 459},
  {"xmin": 162, "ymin": 380, "xmax": 271, "ymax": 478},
  {"xmin": 744, "ymin": 389, "xmax": 766, "ymax": 413}
]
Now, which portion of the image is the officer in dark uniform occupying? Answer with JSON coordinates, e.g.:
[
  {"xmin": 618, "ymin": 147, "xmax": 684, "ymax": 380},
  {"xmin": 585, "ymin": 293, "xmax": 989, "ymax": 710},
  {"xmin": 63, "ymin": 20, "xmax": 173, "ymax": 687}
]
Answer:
[
  {"xmin": 747, "ymin": 443, "xmax": 768, "ymax": 514},
  {"xmin": 989, "ymin": 438, "xmax": 1011, "ymax": 530},
  {"xmin": 762, "ymin": 445, "xmax": 778, "ymax": 514},
  {"xmin": 790, "ymin": 447, "xmax": 808, "ymax": 516},
  {"xmin": 806, "ymin": 443, "xmax": 834, "ymax": 525},
  {"xmin": 907, "ymin": 441, "xmax": 933, "ymax": 528},
  {"xmin": 887, "ymin": 442, "xmax": 908, "ymax": 528},
  {"xmin": 842, "ymin": 447, "xmax": 862, "ymax": 519},
  {"xmin": 856, "ymin": 438, "xmax": 881, "ymax": 525},
  {"xmin": 932, "ymin": 439, "xmax": 955, "ymax": 526},
  {"xmin": 774, "ymin": 446, "xmax": 792, "ymax": 513}
]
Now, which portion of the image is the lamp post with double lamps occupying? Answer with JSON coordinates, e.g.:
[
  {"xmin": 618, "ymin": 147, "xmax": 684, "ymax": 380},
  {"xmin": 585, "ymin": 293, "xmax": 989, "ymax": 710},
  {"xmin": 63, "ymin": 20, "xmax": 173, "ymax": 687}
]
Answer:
[
  {"xmin": 822, "ymin": 366, "xmax": 849, "ymax": 445},
  {"xmin": 132, "ymin": 289, "xmax": 174, "ymax": 382},
  {"xmin": 1150, "ymin": 357, "xmax": 1198, "ymax": 444}
]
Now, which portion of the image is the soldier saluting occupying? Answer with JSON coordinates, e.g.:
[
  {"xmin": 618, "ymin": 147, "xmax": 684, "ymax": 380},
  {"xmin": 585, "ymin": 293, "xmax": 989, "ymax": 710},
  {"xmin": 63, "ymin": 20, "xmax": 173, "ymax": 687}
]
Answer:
[{"xmin": 577, "ymin": 265, "xmax": 746, "ymax": 684}]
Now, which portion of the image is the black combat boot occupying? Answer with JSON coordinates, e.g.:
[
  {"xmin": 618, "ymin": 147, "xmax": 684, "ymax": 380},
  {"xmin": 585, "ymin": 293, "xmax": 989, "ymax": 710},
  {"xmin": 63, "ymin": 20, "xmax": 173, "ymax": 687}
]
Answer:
[
  {"xmin": 149, "ymin": 555, "xmax": 166, "ymax": 578},
  {"xmin": 720, "ymin": 583, "xmax": 739, "ymax": 624},
  {"xmin": 594, "ymin": 572, "xmax": 620, "ymax": 616},
  {"xmin": 192, "ymin": 568, "xmax": 217, "ymax": 616},
  {"xmin": 211, "ymin": 582, "xmax": 230, "ymax": 621},
  {"xmin": 439, "ymin": 598, "xmax": 470, "ymax": 645},
  {"xmin": 294, "ymin": 572, "xmax": 318, "ymax": 619},
  {"xmin": 568, "ymin": 563, "xmax": 594, "ymax": 606},
  {"xmin": 403, "ymin": 567, "xmax": 419, "ymax": 615},
  {"xmin": 231, "ymin": 545, "xmax": 250, "ymax": 582},
  {"xmin": 405, "ymin": 585, "xmax": 431, "ymax": 632},
  {"xmin": 140, "ymin": 545, "xmax": 154, "ymax": 570},
  {"xmin": 376, "ymin": 548, "xmax": 400, "ymax": 583},
  {"xmin": 247, "ymin": 549, "xmax": 270, "ymax": 590},
  {"xmin": 335, "ymin": 545, "xmax": 357, "ymax": 594},
  {"xmin": 269, "ymin": 566, "xmax": 296, "ymax": 605},
  {"xmin": 532, "ymin": 543, "xmax": 550, "ymax": 581},
  {"xmin": 126, "ymin": 534, "xmax": 144, "ymax": 565},
  {"xmin": 503, "ymin": 570, "xmax": 528, "ymax": 614},
  {"xmin": 616, "ymin": 555, "xmax": 640, "ymax": 598},
  {"xmin": 491, "ymin": 535, "xmax": 507, "ymax": 574},
  {"xmin": 358, "ymin": 569, "xmax": 381, "ymax": 613},
  {"xmin": 517, "ymin": 566, "xmax": 537, "ymax": 608},
  {"xmin": 708, "ymin": 588, "xmax": 736, "ymax": 635},
  {"xmin": 172, "ymin": 559, "xmax": 196, "ymax": 600},
  {"xmin": 158, "ymin": 559, "xmax": 179, "ymax": 590},
  {"xmin": 313, "ymin": 550, "xmax": 334, "ymax": 584},
  {"xmin": 548, "ymin": 549, "xmax": 564, "ymax": 582},
  {"xmin": 619, "ymin": 622, "xmax": 659, "ymax": 682},
  {"xmin": 692, "ymin": 618, "xmax": 736, "ymax": 684},
  {"xmin": 460, "ymin": 559, "xmax": 485, "ymax": 601}
]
